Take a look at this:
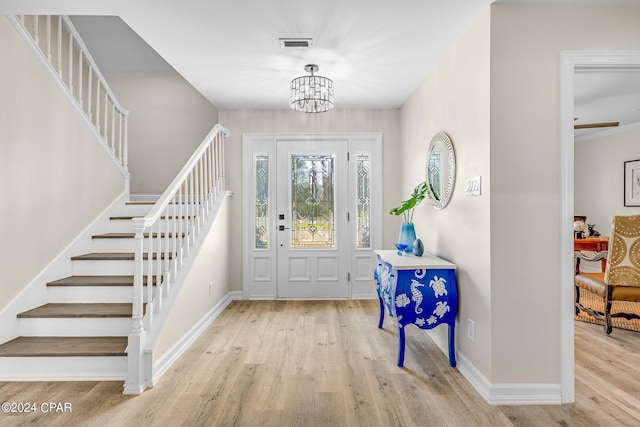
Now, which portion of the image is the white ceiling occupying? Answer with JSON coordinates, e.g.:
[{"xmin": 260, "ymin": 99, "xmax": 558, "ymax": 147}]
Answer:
[
  {"xmin": 73, "ymin": 0, "xmax": 494, "ymax": 110},
  {"xmin": 574, "ymin": 69, "xmax": 640, "ymax": 140},
  {"xmin": 3, "ymin": 0, "xmax": 640, "ymax": 138}
]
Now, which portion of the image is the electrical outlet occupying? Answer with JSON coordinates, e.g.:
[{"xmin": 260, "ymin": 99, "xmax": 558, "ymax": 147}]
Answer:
[
  {"xmin": 209, "ymin": 281, "xmax": 212, "ymax": 296},
  {"xmin": 467, "ymin": 319, "xmax": 476, "ymax": 342}
]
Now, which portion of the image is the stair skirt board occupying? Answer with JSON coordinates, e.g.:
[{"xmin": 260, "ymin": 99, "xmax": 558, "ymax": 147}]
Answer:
[{"xmin": 0, "ymin": 356, "xmax": 127, "ymax": 381}]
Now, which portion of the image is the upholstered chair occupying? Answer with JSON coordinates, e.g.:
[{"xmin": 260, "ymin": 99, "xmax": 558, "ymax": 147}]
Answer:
[{"xmin": 574, "ymin": 214, "xmax": 640, "ymax": 334}]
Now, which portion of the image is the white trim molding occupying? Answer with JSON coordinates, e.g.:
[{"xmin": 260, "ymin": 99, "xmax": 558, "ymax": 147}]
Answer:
[{"xmin": 559, "ymin": 49, "xmax": 640, "ymax": 405}]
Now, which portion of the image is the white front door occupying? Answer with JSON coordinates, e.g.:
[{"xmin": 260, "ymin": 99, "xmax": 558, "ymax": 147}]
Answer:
[
  {"xmin": 276, "ymin": 140, "xmax": 349, "ymax": 298},
  {"xmin": 242, "ymin": 133, "xmax": 383, "ymax": 300}
]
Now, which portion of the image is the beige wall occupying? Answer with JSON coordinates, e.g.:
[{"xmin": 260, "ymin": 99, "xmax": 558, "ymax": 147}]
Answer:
[
  {"xmin": 489, "ymin": 4, "xmax": 640, "ymax": 383},
  {"xmin": 0, "ymin": 16, "xmax": 126, "ymax": 311},
  {"xmin": 219, "ymin": 109, "xmax": 401, "ymax": 291},
  {"xmin": 575, "ymin": 128, "xmax": 640, "ymax": 237},
  {"xmin": 153, "ymin": 194, "xmax": 231, "ymax": 360},
  {"xmin": 400, "ymin": 8, "xmax": 492, "ymax": 378},
  {"xmin": 399, "ymin": 3, "xmax": 640, "ymax": 386},
  {"xmin": 105, "ymin": 72, "xmax": 219, "ymax": 195}
]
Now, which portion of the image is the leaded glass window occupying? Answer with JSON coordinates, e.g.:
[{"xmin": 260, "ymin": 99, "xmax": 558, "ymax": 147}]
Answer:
[
  {"xmin": 255, "ymin": 155, "xmax": 269, "ymax": 249},
  {"xmin": 356, "ymin": 153, "xmax": 371, "ymax": 249},
  {"xmin": 290, "ymin": 154, "xmax": 335, "ymax": 248}
]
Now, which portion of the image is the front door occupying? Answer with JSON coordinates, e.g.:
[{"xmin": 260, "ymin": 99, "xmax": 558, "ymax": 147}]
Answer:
[
  {"xmin": 276, "ymin": 140, "xmax": 349, "ymax": 298},
  {"xmin": 242, "ymin": 133, "xmax": 382, "ymax": 299}
]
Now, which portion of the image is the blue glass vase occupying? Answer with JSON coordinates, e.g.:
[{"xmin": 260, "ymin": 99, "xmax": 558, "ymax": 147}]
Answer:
[{"xmin": 397, "ymin": 222, "xmax": 417, "ymax": 253}]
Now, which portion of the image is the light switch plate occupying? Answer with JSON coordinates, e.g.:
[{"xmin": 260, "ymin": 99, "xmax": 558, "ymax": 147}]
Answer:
[{"xmin": 465, "ymin": 176, "xmax": 481, "ymax": 196}]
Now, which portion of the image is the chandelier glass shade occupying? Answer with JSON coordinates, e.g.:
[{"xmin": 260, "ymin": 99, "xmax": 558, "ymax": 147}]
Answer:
[{"xmin": 290, "ymin": 64, "xmax": 334, "ymax": 113}]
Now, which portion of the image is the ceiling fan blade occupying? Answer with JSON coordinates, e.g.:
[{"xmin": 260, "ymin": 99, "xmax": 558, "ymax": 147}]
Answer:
[{"xmin": 574, "ymin": 121, "xmax": 620, "ymax": 130}]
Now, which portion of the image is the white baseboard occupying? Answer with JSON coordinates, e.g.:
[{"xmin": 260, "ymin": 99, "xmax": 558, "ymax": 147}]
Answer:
[
  {"xmin": 149, "ymin": 290, "xmax": 242, "ymax": 387},
  {"xmin": 424, "ymin": 329, "xmax": 561, "ymax": 405}
]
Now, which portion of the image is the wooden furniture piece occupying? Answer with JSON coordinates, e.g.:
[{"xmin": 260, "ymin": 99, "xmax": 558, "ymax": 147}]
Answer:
[
  {"xmin": 574, "ymin": 215, "xmax": 640, "ymax": 334},
  {"xmin": 574, "ymin": 236, "xmax": 608, "ymax": 273},
  {"xmin": 374, "ymin": 250, "xmax": 457, "ymax": 367}
]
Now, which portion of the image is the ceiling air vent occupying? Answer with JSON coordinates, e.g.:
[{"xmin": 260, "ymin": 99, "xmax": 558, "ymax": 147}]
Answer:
[{"xmin": 279, "ymin": 38, "xmax": 313, "ymax": 48}]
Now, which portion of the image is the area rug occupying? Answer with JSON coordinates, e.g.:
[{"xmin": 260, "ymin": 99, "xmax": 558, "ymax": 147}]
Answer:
[{"xmin": 575, "ymin": 287, "xmax": 640, "ymax": 332}]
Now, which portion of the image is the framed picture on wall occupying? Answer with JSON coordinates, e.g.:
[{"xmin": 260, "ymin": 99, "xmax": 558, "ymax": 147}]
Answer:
[{"xmin": 624, "ymin": 159, "xmax": 640, "ymax": 206}]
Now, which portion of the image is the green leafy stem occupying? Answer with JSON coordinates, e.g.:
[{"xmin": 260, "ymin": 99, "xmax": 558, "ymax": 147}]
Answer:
[{"xmin": 388, "ymin": 181, "xmax": 428, "ymax": 223}]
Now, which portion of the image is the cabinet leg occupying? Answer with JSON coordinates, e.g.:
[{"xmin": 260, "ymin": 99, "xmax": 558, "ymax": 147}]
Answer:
[
  {"xmin": 448, "ymin": 323, "xmax": 456, "ymax": 367},
  {"xmin": 377, "ymin": 295, "xmax": 384, "ymax": 328},
  {"xmin": 397, "ymin": 327, "xmax": 406, "ymax": 367}
]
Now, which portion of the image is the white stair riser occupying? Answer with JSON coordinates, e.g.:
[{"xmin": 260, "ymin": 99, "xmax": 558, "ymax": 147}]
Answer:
[
  {"xmin": 0, "ymin": 356, "xmax": 127, "ymax": 381},
  {"xmin": 71, "ymin": 259, "xmax": 173, "ymax": 276},
  {"xmin": 113, "ymin": 204, "xmax": 154, "ymax": 217},
  {"xmin": 116, "ymin": 203, "xmax": 202, "ymax": 215},
  {"xmin": 19, "ymin": 317, "xmax": 131, "ymax": 337},
  {"xmin": 47, "ymin": 286, "xmax": 138, "ymax": 303},
  {"xmin": 107, "ymin": 219, "xmax": 194, "ymax": 233},
  {"xmin": 91, "ymin": 237, "xmax": 182, "ymax": 253}
]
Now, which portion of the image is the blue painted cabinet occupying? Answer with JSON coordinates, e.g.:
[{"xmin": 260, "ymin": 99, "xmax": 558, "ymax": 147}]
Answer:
[{"xmin": 374, "ymin": 250, "xmax": 457, "ymax": 367}]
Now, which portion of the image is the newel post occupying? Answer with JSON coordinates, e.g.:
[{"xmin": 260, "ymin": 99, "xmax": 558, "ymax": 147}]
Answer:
[{"xmin": 123, "ymin": 220, "xmax": 147, "ymax": 395}]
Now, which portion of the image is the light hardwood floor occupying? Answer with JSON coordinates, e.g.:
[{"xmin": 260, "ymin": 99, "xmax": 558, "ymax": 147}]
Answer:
[{"xmin": 1, "ymin": 299, "xmax": 639, "ymax": 426}]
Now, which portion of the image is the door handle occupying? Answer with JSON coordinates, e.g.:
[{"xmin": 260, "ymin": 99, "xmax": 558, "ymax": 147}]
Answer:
[{"xmin": 279, "ymin": 225, "xmax": 290, "ymax": 231}]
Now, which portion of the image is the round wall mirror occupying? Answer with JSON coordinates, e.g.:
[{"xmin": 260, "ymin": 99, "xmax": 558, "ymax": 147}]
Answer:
[{"xmin": 425, "ymin": 131, "xmax": 456, "ymax": 210}]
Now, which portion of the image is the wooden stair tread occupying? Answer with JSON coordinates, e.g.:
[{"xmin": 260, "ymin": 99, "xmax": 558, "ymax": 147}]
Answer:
[
  {"xmin": 0, "ymin": 336, "xmax": 127, "ymax": 357},
  {"xmin": 92, "ymin": 232, "xmax": 185, "ymax": 239},
  {"xmin": 71, "ymin": 252, "xmax": 173, "ymax": 261},
  {"xmin": 18, "ymin": 303, "xmax": 134, "ymax": 318},
  {"xmin": 47, "ymin": 275, "xmax": 156, "ymax": 286}
]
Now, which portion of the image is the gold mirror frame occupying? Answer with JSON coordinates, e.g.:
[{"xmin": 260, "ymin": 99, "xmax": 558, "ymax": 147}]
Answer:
[{"xmin": 425, "ymin": 131, "xmax": 456, "ymax": 210}]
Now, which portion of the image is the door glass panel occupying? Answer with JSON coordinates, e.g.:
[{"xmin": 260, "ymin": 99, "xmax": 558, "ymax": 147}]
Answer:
[
  {"xmin": 290, "ymin": 154, "xmax": 335, "ymax": 248},
  {"xmin": 356, "ymin": 153, "xmax": 371, "ymax": 249},
  {"xmin": 255, "ymin": 155, "xmax": 269, "ymax": 249}
]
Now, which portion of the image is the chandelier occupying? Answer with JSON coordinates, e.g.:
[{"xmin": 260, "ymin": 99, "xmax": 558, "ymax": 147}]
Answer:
[{"xmin": 290, "ymin": 64, "xmax": 334, "ymax": 113}]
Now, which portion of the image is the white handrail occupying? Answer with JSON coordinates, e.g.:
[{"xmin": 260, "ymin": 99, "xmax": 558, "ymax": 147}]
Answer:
[{"xmin": 125, "ymin": 124, "xmax": 229, "ymax": 394}]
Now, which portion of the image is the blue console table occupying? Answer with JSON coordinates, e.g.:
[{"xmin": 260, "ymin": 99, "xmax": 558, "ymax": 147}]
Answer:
[{"xmin": 374, "ymin": 250, "xmax": 457, "ymax": 367}]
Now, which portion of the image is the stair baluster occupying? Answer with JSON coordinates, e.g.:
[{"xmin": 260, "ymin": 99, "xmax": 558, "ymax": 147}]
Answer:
[{"xmin": 11, "ymin": 15, "xmax": 130, "ymax": 174}]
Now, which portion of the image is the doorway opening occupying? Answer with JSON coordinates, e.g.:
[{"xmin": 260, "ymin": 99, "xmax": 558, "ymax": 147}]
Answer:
[{"xmin": 560, "ymin": 50, "xmax": 640, "ymax": 403}]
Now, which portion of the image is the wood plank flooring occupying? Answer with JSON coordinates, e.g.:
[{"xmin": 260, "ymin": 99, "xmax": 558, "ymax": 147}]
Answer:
[{"xmin": 0, "ymin": 300, "xmax": 639, "ymax": 426}]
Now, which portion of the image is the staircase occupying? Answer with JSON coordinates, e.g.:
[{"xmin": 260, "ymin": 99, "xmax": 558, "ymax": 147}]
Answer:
[
  {"xmin": 0, "ymin": 201, "xmax": 161, "ymax": 380},
  {"xmin": 2, "ymin": 13, "xmax": 230, "ymax": 393}
]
